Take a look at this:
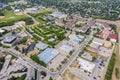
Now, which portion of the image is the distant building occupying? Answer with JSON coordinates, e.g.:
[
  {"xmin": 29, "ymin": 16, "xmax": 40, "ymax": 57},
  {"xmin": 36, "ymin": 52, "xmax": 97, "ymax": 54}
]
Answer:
[
  {"xmin": 110, "ymin": 34, "xmax": 117, "ymax": 42},
  {"xmin": 87, "ymin": 19, "xmax": 96, "ymax": 28},
  {"xmin": 79, "ymin": 25, "xmax": 90, "ymax": 33},
  {"xmin": 65, "ymin": 18, "xmax": 78, "ymax": 30},
  {"xmin": 50, "ymin": 11, "xmax": 67, "ymax": 19}
]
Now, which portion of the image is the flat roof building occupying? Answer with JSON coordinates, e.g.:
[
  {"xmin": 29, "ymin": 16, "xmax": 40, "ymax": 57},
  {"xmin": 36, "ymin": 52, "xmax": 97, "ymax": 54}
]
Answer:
[
  {"xmin": 35, "ymin": 42, "xmax": 48, "ymax": 50},
  {"xmin": 50, "ymin": 11, "xmax": 67, "ymax": 19},
  {"xmin": 79, "ymin": 25, "xmax": 90, "ymax": 33},
  {"xmin": 81, "ymin": 52, "xmax": 93, "ymax": 61},
  {"xmin": 69, "ymin": 34, "xmax": 84, "ymax": 44},
  {"xmin": 77, "ymin": 58, "xmax": 95, "ymax": 73},
  {"xmin": 59, "ymin": 44, "xmax": 73, "ymax": 53},
  {"xmin": 98, "ymin": 47, "xmax": 111, "ymax": 58},
  {"xmin": 92, "ymin": 38, "xmax": 104, "ymax": 46},
  {"xmin": 3, "ymin": 35, "xmax": 17, "ymax": 44},
  {"xmin": 38, "ymin": 48, "xmax": 59, "ymax": 64}
]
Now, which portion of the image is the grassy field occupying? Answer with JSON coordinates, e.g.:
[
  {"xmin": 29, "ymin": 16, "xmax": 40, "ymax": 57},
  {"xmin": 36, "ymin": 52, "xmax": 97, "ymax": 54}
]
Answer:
[
  {"xmin": 0, "ymin": 10, "xmax": 28, "ymax": 27},
  {"xmin": 0, "ymin": 10, "xmax": 28, "ymax": 22}
]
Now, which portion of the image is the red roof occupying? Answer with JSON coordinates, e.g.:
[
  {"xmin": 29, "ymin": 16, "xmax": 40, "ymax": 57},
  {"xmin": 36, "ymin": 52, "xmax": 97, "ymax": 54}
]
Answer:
[{"xmin": 110, "ymin": 34, "xmax": 117, "ymax": 39}]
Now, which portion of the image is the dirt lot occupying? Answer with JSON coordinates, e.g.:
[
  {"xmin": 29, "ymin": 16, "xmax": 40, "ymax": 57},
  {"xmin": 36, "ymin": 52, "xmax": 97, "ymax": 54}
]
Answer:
[
  {"xmin": 111, "ymin": 27, "xmax": 120, "ymax": 80},
  {"xmin": 62, "ymin": 70, "xmax": 83, "ymax": 80},
  {"xmin": 96, "ymin": 19, "xmax": 120, "ymax": 26},
  {"xmin": 70, "ymin": 59, "xmax": 79, "ymax": 69}
]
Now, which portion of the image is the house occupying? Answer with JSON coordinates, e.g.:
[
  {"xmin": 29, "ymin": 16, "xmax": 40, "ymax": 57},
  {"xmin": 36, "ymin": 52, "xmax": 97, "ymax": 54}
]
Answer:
[
  {"xmin": 50, "ymin": 11, "xmax": 67, "ymax": 19},
  {"xmin": 110, "ymin": 34, "xmax": 117, "ymax": 42}
]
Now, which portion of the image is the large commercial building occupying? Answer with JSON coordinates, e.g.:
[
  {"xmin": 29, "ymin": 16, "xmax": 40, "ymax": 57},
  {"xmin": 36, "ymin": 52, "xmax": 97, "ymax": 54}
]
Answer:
[{"xmin": 38, "ymin": 48, "xmax": 59, "ymax": 64}]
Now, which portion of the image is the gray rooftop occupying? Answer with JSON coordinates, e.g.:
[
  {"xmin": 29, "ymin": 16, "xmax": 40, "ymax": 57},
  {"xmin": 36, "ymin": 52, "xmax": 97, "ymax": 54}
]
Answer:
[
  {"xmin": 3, "ymin": 35, "xmax": 17, "ymax": 43},
  {"xmin": 35, "ymin": 42, "xmax": 48, "ymax": 50}
]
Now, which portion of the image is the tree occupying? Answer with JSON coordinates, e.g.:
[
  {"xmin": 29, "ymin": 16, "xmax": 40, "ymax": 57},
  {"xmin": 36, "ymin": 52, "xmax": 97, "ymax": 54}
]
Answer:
[
  {"xmin": 49, "ymin": 77, "xmax": 53, "ymax": 80},
  {"xmin": 40, "ymin": 71, "xmax": 47, "ymax": 77}
]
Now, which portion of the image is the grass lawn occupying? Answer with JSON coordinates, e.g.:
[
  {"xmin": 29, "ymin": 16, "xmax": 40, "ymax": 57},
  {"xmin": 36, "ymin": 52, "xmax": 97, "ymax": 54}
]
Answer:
[
  {"xmin": 0, "ymin": 10, "xmax": 28, "ymax": 27},
  {"xmin": 1, "ymin": 10, "xmax": 28, "ymax": 22}
]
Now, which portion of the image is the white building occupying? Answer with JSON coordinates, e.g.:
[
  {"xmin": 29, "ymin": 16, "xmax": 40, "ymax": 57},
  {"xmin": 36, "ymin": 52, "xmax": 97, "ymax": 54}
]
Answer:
[{"xmin": 77, "ymin": 58, "xmax": 95, "ymax": 73}]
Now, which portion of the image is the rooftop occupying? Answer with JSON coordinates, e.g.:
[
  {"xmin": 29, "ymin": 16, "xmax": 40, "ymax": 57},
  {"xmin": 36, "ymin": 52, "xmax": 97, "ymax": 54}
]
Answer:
[
  {"xmin": 35, "ymin": 42, "xmax": 48, "ymax": 50},
  {"xmin": 77, "ymin": 58, "xmax": 95, "ymax": 73},
  {"xmin": 59, "ymin": 44, "xmax": 73, "ymax": 53},
  {"xmin": 98, "ymin": 47, "xmax": 111, "ymax": 57},
  {"xmin": 38, "ymin": 48, "xmax": 59, "ymax": 64},
  {"xmin": 81, "ymin": 52, "xmax": 93, "ymax": 61},
  {"xmin": 110, "ymin": 34, "xmax": 117, "ymax": 40},
  {"xmin": 3, "ymin": 35, "xmax": 17, "ymax": 43},
  {"xmin": 92, "ymin": 38, "xmax": 104, "ymax": 46}
]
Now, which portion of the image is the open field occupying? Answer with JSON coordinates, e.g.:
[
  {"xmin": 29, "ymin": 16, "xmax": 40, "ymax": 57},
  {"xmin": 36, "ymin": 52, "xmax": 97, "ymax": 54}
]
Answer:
[
  {"xmin": 0, "ymin": 10, "xmax": 28, "ymax": 27},
  {"xmin": 70, "ymin": 59, "xmax": 79, "ymax": 69},
  {"xmin": 62, "ymin": 70, "xmax": 83, "ymax": 80}
]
